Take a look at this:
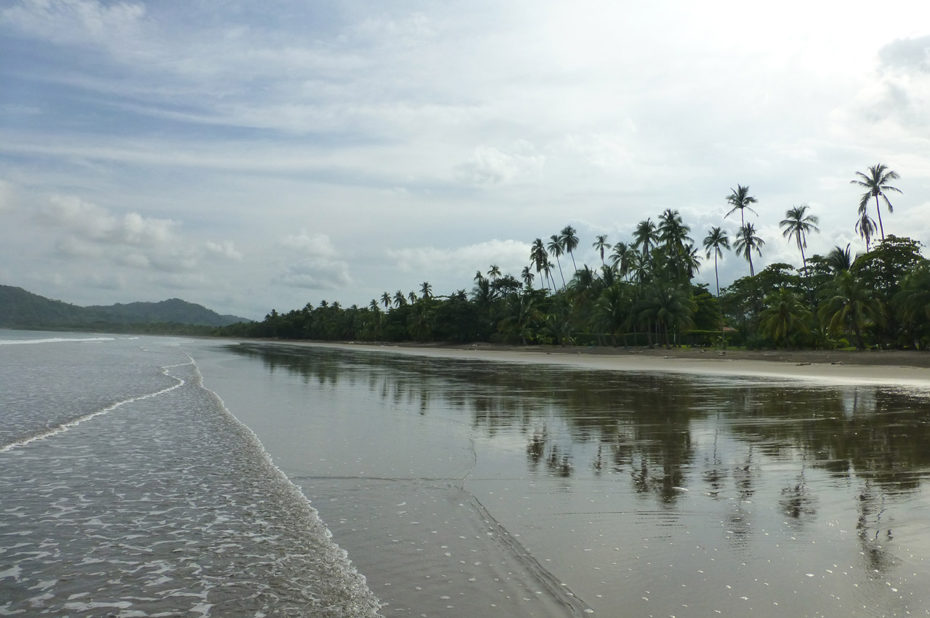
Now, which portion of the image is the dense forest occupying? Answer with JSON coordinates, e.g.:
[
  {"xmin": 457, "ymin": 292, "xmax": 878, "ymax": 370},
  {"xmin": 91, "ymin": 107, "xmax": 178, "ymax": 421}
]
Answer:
[
  {"xmin": 0, "ymin": 285, "xmax": 247, "ymax": 333},
  {"xmin": 220, "ymin": 166, "xmax": 930, "ymax": 350}
]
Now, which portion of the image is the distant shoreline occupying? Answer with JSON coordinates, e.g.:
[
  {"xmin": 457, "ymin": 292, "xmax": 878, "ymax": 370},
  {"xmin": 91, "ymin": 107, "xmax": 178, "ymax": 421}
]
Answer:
[{"xmin": 242, "ymin": 339, "xmax": 930, "ymax": 389}]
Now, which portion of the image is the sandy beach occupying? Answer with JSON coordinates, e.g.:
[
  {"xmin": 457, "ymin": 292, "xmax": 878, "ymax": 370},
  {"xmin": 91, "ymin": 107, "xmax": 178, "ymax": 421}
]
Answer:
[{"xmin": 275, "ymin": 341, "xmax": 930, "ymax": 390}]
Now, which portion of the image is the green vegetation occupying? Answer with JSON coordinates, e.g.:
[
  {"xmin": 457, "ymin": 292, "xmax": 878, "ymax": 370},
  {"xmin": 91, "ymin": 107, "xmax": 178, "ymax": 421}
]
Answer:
[
  {"xmin": 0, "ymin": 285, "xmax": 248, "ymax": 334},
  {"xmin": 222, "ymin": 165, "xmax": 930, "ymax": 350}
]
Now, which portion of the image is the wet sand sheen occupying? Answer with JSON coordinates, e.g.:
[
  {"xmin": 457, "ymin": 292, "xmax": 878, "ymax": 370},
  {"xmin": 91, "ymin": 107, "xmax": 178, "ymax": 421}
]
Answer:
[
  {"xmin": 200, "ymin": 341, "xmax": 930, "ymax": 617},
  {"xmin": 309, "ymin": 341, "xmax": 930, "ymax": 389}
]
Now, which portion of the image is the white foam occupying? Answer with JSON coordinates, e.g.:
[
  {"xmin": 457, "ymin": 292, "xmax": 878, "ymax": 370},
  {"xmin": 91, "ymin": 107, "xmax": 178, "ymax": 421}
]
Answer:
[
  {"xmin": 0, "ymin": 336, "xmax": 114, "ymax": 346},
  {"xmin": 0, "ymin": 361, "xmax": 190, "ymax": 453}
]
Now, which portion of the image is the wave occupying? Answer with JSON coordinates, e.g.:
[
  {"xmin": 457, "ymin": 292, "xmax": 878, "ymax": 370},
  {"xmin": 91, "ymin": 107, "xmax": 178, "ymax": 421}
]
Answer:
[
  {"xmin": 0, "ymin": 360, "xmax": 188, "ymax": 453},
  {"xmin": 0, "ymin": 336, "xmax": 115, "ymax": 345}
]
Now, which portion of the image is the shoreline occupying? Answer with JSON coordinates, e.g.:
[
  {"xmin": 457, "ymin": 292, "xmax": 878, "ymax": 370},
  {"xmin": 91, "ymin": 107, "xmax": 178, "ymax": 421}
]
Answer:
[{"xmin": 246, "ymin": 340, "xmax": 930, "ymax": 389}]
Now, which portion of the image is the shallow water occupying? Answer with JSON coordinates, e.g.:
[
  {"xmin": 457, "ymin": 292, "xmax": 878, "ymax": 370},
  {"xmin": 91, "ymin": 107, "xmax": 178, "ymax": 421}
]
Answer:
[
  {"xmin": 0, "ymin": 333, "xmax": 379, "ymax": 616},
  {"xmin": 5, "ymin": 333, "xmax": 930, "ymax": 616},
  {"xmin": 197, "ymin": 342, "xmax": 930, "ymax": 617}
]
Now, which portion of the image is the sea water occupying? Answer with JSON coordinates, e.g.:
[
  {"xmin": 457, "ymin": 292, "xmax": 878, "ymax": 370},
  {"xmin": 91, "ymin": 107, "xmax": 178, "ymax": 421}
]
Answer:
[
  {"xmin": 0, "ymin": 331, "xmax": 379, "ymax": 616},
  {"xmin": 5, "ymin": 332, "xmax": 930, "ymax": 617}
]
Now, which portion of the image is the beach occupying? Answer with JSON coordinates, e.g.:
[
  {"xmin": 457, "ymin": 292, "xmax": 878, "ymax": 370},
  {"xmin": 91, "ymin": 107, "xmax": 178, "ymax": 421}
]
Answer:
[
  {"xmin": 293, "ymin": 341, "xmax": 930, "ymax": 389},
  {"xmin": 200, "ymin": 340, "xmax": 930, "ymax": 616}
]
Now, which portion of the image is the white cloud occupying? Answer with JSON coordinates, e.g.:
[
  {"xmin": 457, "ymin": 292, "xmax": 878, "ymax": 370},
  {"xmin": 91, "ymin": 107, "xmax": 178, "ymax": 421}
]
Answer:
[
  {"xmin": 388, "ymin": 239, "xmax": 530, "ymax": 279},
  {"xmin": 279, "ymin": 258, "xmax": 352, "ymax": 290},
  {"xmin": 0, "ymin": 0, "xmax": 146, "ymax": 49},
  {"xmin": 455, "ymin": 144, "xmax": 545, "ymax": 185},
  {"xmin": 205, "ymin": 240, "xmax": 243, "ymax": 260},
  {"xmin": 281, "ymin": 230, "xmax": 337, "ymax": 257},
  {"xmin": 41, "ymin": 195, "xmax": 177, "ymax": 247}
]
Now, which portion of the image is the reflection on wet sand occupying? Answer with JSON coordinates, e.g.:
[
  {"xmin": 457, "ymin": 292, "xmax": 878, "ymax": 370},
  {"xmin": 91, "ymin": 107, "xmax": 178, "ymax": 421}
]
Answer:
[{"xmin": 227, "ymin": 342, "xmax": 930, "ymax": 616}]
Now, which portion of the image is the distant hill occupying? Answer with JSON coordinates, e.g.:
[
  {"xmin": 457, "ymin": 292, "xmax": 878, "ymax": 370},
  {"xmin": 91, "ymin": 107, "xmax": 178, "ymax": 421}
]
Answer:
[{"xmin": 0, "ymin": 285, "xmax": 250, "ymax": 331}]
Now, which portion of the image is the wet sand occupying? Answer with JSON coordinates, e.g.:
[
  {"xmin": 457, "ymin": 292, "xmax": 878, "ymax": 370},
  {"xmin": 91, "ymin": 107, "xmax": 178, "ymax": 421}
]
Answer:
[{"xmin": 288, "ymin": 342, "xmax": 930, "ymax": 390}]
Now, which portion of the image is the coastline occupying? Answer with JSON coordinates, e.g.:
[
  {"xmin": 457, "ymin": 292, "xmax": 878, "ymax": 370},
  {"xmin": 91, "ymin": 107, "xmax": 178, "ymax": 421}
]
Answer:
[{"xmin": 249, "ymin": 340, "xmax": 930, "ymax": 389}]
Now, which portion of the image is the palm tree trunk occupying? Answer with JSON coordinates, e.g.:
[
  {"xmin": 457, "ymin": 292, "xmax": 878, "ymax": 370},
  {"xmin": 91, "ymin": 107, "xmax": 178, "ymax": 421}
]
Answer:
[
  {"xmin": 874, "ymin": 195, "xmax": 885, "ymax": 241},
  {"xmin": 714, "ymin": 254, "xmax": 720, "ymax": 297}
]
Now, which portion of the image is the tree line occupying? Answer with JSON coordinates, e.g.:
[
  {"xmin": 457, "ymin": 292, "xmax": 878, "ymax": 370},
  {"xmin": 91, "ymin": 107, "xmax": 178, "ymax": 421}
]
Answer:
[{"xmin": 219, "ymin": 164, "xmax": 930, "ymax": 350}]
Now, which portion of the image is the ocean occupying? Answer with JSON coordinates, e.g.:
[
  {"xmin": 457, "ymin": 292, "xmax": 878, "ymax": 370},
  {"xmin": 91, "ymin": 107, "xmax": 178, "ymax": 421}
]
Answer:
[
  {"xmin": 4, "ymin": 331, "xmax": 930, "ymax": 616},
  {"xmin": 0, "ymin": 331, "xmax": 379, "ymax": 617}
]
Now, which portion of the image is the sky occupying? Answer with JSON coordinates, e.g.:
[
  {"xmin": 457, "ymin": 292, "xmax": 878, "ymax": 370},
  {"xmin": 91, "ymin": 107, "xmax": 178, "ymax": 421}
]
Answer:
[{"xmin": 2, "ymin": 0, "xmax": 930, "ymax": 320}]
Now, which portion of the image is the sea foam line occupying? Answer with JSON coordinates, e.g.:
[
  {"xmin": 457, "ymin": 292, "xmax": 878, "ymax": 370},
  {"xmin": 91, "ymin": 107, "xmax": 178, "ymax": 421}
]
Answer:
[
  {"xmin": 0, "ymin": 336, "xmax": 115, "ymax": 346},
  {"xmin": 184, "ymin": 355, "xmax": 382, "ymax": 614},
  {"xmin": 0, "ymin": 361, "xmax": 191, "ymax": 454}
]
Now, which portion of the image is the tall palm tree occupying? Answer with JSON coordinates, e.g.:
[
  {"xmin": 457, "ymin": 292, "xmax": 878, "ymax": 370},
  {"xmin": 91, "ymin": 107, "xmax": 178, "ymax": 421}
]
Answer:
[
  {"xmin": 520, "ymin": 265, "xmax": 535, "ymax": 288},
  {"xmin": 609, "ymin": 241, "xmax": 632, "ymax": 279},
  {"xmin": 855, "ymin": 210, "xmax": 878, "ymax": 251},
  {"xmin": 380, "ymin": 291, "xmax": 391, "ymax": 309},
  {"xmin": 851, "ymin": 164, "xmax": 901, "ymax": 242},
  {"xmin": 560, "ymin": 225, "xmax": 580, "ymax": 272},
  {"xmin": 657, "ymin": 209, "xmax": 692, "ymax": 251},
  {"xmin": 530, "ymin": 238, "xmax": 549, "ymax": 289},
  {"xmin": 419, "ymin": 281, "xmax": 432, "ymax": 299},
  {"xmin": 703, "ymin": 226, "xmax": 730, "ymax": 297},
  {"xmin": 592, "ymin": 234, "xmax": 609, "ymax": 266},
  {"xmin": 733, "ymin": 223, "xmax": 765, "ymax": 277},
  {"xmin": 487, "ymin": 264, "xmax": 501, "ymax": 280},
  {"xmin": 780, "ymin": 204, "xmax": 820, "ymax": 270},
  {"xmin": 547, "ymin": 234, "xmax": 567, "ymax": 288},
  {"xmin": 632, "ymin": 218, "xmax": 657, "ymax": 259},
  {"xmin": 725, "ymin": 184, "xmax": 758, "ymax": 228},
  {"xmin": 393, "ymin": 290, "xmax": 406, "ymax": 308}
]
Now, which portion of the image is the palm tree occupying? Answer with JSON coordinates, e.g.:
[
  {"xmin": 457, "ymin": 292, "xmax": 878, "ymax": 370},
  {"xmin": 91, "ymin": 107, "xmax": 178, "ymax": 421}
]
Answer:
[
  {"xmin": 547, "ymin": 234, "xmax": 567, "ymax": 288},
  {"xmin": 819, "ymin": 270, "xmax": 883, "ymax": 349},
  {"xmin": 592, "ymin": 234, "xmax": 609, "ymax": 266},
  {"xmin": 560, "ymin": 225, "xmax": 580, "ymax": 272},
  {"xmin": 637, "ymin": 283, "xmax": 696, "ymax": 346},
  {"xmin": 780, "ymin": 204, "xmax": 820, "ymax": 269},
  {"xmin": 380, "ymin": 291, "xmax": 392, "ymax": 309},
  {"xmin": 632, "ymin": 218, "xmax": 657, "ymax": 259},
  {"xmin": 520, "ymin": 265, "xmax": 535, "ymax": 288},
  {"xmin": 407, "ymin": 291, "xmax": 417, "ymax": 304},
  {"xmin": 825, "ymin": 244, "xmax": 852, "ymax": 274},
  {"xmin": 419, "ymin": 281, "xmax": 432, "ymax": 299},
  {"xmin": 609, "ymin": 241, "xmax": 632, "ymax": 279},
  {"xmin": 530, "ymin": 238, "xmax": 549, "ymax": 290},
  {"xmin": 487, "ymin": 264, "xmax": 501, "ymax": 280},
  {"xmin": 725, "ymin": 184, "xmax": 758, "ymax": 228},
  {"xmin": 393, "ymin": 290, "xmax": 406, "ymax": 308},
  {"xmin": 760, "ymin": 288, "xmax": 811, "ymax": 347},
  {"xmin": 733, "ymin": 223, "xmax": 765, "ymax": 277},
  {"xmin": 703, "ymin": 227, "xmax": 730, "ymax": 296},
  {"xmin": 852, "ymin": 164, "xmax": 901, "ymax": 242},
  {"xmin": 855, "ymin": 210, "xmax": 878, "ymax": 251},
  {"xmin": 657, "ymin": 209, "xmax": 692, "ymax": 250}
]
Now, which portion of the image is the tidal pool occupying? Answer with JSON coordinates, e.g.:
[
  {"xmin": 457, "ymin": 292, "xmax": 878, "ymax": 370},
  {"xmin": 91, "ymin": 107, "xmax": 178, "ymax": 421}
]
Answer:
[{"xmin": 196, "ymin": 342, "xmax": 930, "ymax": 616}]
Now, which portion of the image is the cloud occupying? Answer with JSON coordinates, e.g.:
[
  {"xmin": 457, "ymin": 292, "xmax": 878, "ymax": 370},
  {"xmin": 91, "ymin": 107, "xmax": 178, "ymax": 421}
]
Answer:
[
  {"xmin": 281, "ymin": 230, "xmax": 337, "ymax": 257},
  {"xmin": 41, "ymin": 194, "xmax": 177, "ymax": 247},
  {"xmin": 278, "ymin": 230, "xmax": 351, "ymax": 290},
  {"xmin": 279, "ymin": 258, "xmax": 352, "ymax": 290},
  {"xmin": 388, "ymin": 239, "xmax": 531, "ymax": 280},
  {"xmin": 0, "ymin": 0, "xmax": 146, "ymax": 49},
  {"xmin": 455, "ymin": 143, "xmax": 545, "ymax": 185},
  {"xmin": 205, "ymin": 240, "xmax": 243, "ymax": 260}
]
